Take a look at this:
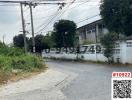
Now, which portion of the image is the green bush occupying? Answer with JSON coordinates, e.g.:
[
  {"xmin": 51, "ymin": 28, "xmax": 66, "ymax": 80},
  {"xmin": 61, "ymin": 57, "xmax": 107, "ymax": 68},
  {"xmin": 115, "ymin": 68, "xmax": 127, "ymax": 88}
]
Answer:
[
  {"xmin": 0, "ymin": 54, "xmax": 44, "ymax": 72},
  {"xmin": 0, "ymin": 47, "xmax": 25, "ymax": 56},
  {"xmin": 0, "ymin": 45, "xmax": 45, "ymax": 72},
  {"xmin": 0, "ymin": 56, "xmax": 12, "ymax": 72},
  {"xmin": 0, "ymin": 43, "xmax": 45, "ymax": 84},
  {"xmin": 100, "ymin": 32, "xmax": 118, "ymax": 63},
  {"xmin": 7, "ymin": 48, "xmax": 25, "ymax": 56},
  {"xmin": 11, "ymin": 54, "xmax": 44, "ymax": 71}
]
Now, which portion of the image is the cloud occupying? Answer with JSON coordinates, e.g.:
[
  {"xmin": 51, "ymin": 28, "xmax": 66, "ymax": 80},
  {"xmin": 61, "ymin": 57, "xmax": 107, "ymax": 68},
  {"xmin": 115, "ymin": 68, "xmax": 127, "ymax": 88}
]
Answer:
[
  {"xmin": 0, "ymin": 0, "xmax": 101, "ymax": 44},
  {"xmin": 0, "ymin": 4, "xmax": 21, "ymax": 44}
]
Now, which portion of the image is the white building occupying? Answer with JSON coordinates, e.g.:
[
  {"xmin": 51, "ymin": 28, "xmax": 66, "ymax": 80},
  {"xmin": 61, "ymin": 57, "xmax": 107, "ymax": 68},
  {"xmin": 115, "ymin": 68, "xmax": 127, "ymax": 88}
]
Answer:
[
  {"xmin": 42, "ymin": 18, "xmax": 132, "ymax": 64},
  {"xmin": 77, "ymin": 19, "xmax": 108, "ymax": 44},
  {"xmin": 75, "ymin": 18, "xmax": 132, "ymax": 64},
  {"xmin": 43, "ymin": 41, "xmax": 132, "ymax": 64}
]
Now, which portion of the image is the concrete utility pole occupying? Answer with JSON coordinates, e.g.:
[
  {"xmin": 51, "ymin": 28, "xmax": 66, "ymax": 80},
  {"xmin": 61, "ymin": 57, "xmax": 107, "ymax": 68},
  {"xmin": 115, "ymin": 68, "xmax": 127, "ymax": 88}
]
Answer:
[
  {"xmin": 29, "ymin": 3, "xmax": 36, "ymax": 53},
  {"xmin": 20, "ymin": 2, "xmax": 27, "ymax": 53},
  {"xmin": 2, "ymin": 34, "xmax": 5, "ymax": 44}
]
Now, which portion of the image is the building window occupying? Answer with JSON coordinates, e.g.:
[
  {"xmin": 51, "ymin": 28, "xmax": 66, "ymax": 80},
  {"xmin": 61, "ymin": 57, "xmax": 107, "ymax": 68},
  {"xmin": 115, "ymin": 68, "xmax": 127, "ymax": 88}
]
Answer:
[
  {"xmin": 115, "ymin": 43, "xmax": 120, "ymax": 48},
  {"xmin": 127, "ymin": 42, "xmax": 132, "ymax": 47},
  {"xmin": 87, "ymin": 30, "xmax": 92, "ymax": 34},
  {"xmin": 114, "ymin": 49, "xmax": 120, "ymax": 54},
  {"xmin": 86, "ymin": 26, "xmax": 96, "ymax": 34},
  {"xmin": 92, "ymin": 28, "xmax": 96, "ymax": 33}
]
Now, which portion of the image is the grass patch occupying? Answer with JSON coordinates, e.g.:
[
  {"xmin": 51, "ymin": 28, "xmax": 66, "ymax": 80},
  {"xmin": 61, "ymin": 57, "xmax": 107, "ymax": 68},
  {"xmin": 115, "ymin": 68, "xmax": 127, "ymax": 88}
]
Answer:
[{"xmin": 0, "ymin": 44, "xmax": 46, "ymax": 85}]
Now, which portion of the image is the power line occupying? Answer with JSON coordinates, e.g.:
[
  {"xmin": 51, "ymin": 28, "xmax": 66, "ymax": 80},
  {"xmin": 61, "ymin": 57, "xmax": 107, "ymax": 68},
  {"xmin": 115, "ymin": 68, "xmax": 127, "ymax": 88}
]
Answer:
[
  {"xmin": 35, "ymin": 6, "xmax": 63, "ymax": 29},
  {"xmin": 34, "ymin": 6, "xmax": 67, "ymax": 33},
  {"xmin": 35, "ymin": 10, "xmax": 60, "ymax": 34},
  {"xmin": 64, "ymin": 0, "xmax": 100, "ymax": 11},
  {"xmin": 35, "ymin": 10, "xmax": 58, "ymax": 24},
  {"xmin": 34, "ymin": 0, "xmax": 75, "ymax": 33},
  {"xmin": 23, "ymin": 3, "xmax": 60, "ymax": 22},
  {"xmin": 30, "ymin": 12, "xmax": 58, "ymax": 21},
  {"xmin": 0, "ymin": 4, "xmax": 19, "ymax": 6},
  {"xmin": 76, "ymin": 14, "xmax": 100, "ymax": 24},
  {"xmin": 26, "ymin": 4, "xmax": 58, "ymax": 28},
  {"xmin": 23, "ymin": 0, "xmax": 68, "ymax": 35},
  {"xmin": 34, "ymin": 0, "xmax": 99, "ymax": 34},
  {"xmin": 24, "ymin": 6, "xmax": 30, "ymax": 12},
  {"xmin": 26, "ymin": 0, "xmax": 100, "ymax": 22},
  {"xmin": 34, "ymin": 0, "xmax": 98, "ymax": 22},
  {"xmin": 70, "ymin": 5, "xmax": 100, "ymax": 20},
  {"xmin": 35, "ymin": 1, "xmax": 75, "ymax": 34},
  {"xmin": 24, "ymin": 2, "xmax": 67, "ymax": 21},
  {"xmin": 36, "ymin": 13, "xmax": 100, "ymax": 34},
  {"xmin": 56, "ymin": 3, "xmax": 74, "ymax": 19},
  {"xmin": 0, "ymin": 1, "xmax": 67, "ymax": 5},
  {"xmin": 0, "ymin": 0, "xmax": 97, "ymax": 5}
]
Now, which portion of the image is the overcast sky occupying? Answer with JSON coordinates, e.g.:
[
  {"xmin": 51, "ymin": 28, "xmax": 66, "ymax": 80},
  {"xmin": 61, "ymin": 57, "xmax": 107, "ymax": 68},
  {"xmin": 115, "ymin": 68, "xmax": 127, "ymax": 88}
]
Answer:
[{"xmin": 0, "ymin": 0, "xmax": 101, "ymax": 44}]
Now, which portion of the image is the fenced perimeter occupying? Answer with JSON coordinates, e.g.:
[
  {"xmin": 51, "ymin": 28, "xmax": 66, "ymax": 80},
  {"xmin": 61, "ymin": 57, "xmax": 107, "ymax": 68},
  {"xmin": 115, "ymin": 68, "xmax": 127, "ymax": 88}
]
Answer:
[{"xmin": 42, "ymin": 40, "xmax": 132, "ymax": 64}]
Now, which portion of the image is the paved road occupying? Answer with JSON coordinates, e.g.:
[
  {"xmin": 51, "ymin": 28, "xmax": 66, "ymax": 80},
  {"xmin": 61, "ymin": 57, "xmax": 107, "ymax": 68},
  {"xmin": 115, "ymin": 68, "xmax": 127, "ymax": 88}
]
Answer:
[
  {"xmin": 47, "ymin": 60, "xmax": 132, "ymax": 100},
  {"xmin": 0, "ymin": 60, "xmax": 132, "ymax": 100}
]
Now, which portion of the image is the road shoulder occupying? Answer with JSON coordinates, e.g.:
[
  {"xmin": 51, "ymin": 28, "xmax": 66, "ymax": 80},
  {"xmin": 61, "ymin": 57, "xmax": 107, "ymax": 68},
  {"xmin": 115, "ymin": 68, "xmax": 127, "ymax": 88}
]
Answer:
[{"xmin": 0, "ymin": 68, "xmax": 74, "ymax": 100}]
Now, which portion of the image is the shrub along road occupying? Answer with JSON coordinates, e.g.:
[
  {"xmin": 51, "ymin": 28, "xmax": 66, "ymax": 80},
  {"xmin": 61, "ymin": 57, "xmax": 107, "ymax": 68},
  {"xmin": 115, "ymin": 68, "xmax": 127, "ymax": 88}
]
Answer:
[{"xmin": 0, "ymin": 60, "xmax": 132, "ymax": 100}]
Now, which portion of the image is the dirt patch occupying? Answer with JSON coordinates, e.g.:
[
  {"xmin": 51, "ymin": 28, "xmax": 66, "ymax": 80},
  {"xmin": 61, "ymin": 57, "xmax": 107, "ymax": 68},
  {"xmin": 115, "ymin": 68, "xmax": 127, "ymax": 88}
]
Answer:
[
  {"xmin": 0, "ymin": 70, "xmax": 10, "ymax": 85},
  {"xmin": 0, "ymin": 66, "xmax": 48, "ymax": 86}
]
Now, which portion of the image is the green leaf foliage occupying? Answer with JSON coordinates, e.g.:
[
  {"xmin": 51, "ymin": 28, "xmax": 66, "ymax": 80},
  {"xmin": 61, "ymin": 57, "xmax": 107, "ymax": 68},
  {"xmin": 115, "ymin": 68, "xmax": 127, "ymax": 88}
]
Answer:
[
  {"xmin": 100, "ymin": 32, "xmax": 118, "ymax": 62},
  {"xmin": 13, "ymin": 34, "xmax": 28, "ymax": 48},
  {"xmin": 100, "ymin": 0, "xmax": 132, "ymax": 36},
  {"xmin": 53, "ymin": 19, "xmax": 77, "ymax": 47},
  {"xmin": 29, "ymin": 34, "xmax": 54, "ymax": 53},
  {"xmin": 0, "ymin": 42, "xmax": 45, "ymax": 73}
]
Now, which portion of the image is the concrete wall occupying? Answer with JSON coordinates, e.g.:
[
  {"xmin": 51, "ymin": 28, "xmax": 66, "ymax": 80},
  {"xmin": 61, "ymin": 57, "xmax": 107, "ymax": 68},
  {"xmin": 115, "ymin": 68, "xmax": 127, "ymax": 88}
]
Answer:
[
  {"xmin": 42, "ymin": 41, "xmax": 132, "ymax": 64},
  {"xmin": 43, "ymin": 52, "xmax": 107, "ymax": 62},
  {"xmin": 124, "ymin": 40, "xmax": 132, "ymax": 63}
]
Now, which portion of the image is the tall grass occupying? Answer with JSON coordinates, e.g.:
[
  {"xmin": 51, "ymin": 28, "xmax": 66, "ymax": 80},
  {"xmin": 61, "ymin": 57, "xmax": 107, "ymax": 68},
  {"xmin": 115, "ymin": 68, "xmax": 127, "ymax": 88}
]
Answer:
[
  {"xmin": 0, "ymin": 45, "xmax": 45, "ymax": 84},
  {"xmin": 0, "ymin": 54, "xmax": 44, "ymax": 72}
]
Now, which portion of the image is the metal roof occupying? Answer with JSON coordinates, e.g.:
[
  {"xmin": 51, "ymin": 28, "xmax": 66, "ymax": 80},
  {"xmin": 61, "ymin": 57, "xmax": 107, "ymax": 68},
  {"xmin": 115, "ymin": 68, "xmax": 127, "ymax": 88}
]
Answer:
[{"xmin": 77, "ymin": 15, "xmax": 102, "ymax": 29}]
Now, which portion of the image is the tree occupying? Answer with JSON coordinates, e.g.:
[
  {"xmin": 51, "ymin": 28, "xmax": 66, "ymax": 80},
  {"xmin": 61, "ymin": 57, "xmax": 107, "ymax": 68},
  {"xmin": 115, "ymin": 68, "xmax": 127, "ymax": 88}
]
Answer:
[
  {"xmin": 53, "ymin": 19, "xmax": 77, "ymax": 48},
  {"xmin": 29, "ymin": 34, "xmax": 54, "ymax": 53},
  {"xmin": 100, "ymin": 0, "xmax": 132, "ymax": 36},
  {"xmin": 13, "ymin": 34, "xmax": 28, "ymax": 48},
  {"xmin": 29, "ymin": 34, "xmax": 44, "ymax": 53},
  {"xmin": 43, "ymin": 34, "xmax": 55, "ymax": 49},
  {"xmin": 0, "ymin": 41, "xmax": 5, "ymax": 48},
  {"xmin": 100, "ymin": 32, "xmax": 118, "ymax": 63}
]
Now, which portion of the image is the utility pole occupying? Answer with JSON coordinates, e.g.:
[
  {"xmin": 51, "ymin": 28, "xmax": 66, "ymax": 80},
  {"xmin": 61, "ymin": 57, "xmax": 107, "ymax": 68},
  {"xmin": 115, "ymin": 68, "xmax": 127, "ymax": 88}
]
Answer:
[
  {"xmin": 2, "ymin": 34, "xmax": 5, "ymax": 44},
  {"xmin": 20, "ymin": 2, "xmax": 27, "ymax": 53},
  {"xmin": 29, "ymin": 3, "xmax": 36, "ymax": 53},
  {"xmin": 95, "ymin": 24, "xmax": 99, "ymax": 62}
]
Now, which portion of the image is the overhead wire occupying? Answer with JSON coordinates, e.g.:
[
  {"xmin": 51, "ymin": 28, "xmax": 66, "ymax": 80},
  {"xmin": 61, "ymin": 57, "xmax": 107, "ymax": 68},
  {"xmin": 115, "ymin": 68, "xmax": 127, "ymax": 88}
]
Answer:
[
  {"xmin": 36, "ymin": 0, "xmax": 99, "ymax": 33},
  {"xmin": 0, "ymin": 0, "xmax": 100, "ymax": 34},
  {"xmin": 35, "ymin": 0, "xmax": 76, "ymax": 34},
  {"xmin": 23, "ymin": 1, "xmax": 62, "ymax": 33},
  {"xmin": 35, "ymin": 9, "xmax": 60, "ymax": 34},
  {"xmin": 33, "ymin": 0, "xmax": 99, "ymax": 21},
  {"xmin": 27, "ymin": 0, "xmax": 99, "ymax": 21},
  {"xmin": 0, "ymin": 4, "xmax": 19, "ymax": 6},
  {"xmin": 34, "ymin": 0, "xmax": 100, "ymax": 34},
  {"xmin": 77, "ymin": 14, "xmax": 100, "ymax": 24}
]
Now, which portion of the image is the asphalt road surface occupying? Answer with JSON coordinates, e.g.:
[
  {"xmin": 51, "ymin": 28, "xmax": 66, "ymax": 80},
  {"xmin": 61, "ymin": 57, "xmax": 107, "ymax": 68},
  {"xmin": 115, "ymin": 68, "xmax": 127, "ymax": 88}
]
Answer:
[
  {"xmin": 47, "ymin": 60, "xmax": 132, "ymax": 100},
  {"xmin": 1, "ymin": 60, "xmax": 132, "ymax": 100}
]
